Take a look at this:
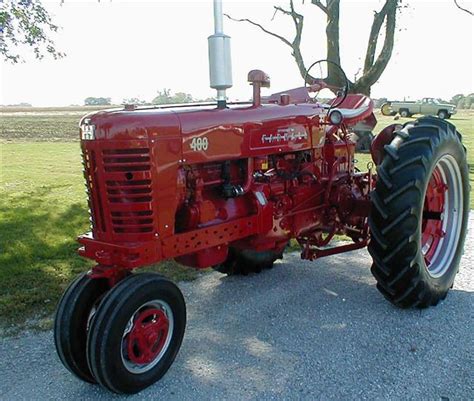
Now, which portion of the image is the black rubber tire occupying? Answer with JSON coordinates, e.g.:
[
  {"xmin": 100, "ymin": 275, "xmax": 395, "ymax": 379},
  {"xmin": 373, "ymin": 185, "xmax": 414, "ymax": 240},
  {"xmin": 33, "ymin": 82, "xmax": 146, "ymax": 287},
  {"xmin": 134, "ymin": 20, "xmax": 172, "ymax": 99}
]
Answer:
[
  {"xmin": 86, "ymin": 273, "xmax": 186, "ymax": 394},
  {"xmin": 400, "ymin": 109, "xmax": 411, "ymax": 118},
  {"xmin": 369, "ymin": 116, "xmax": 469, "ymax": 308},
  {"xmin": 437, "ymin": 110, "xmax": 448, "ymax": 119},
  {"xmin": 213, "ymin": 247, "xmax": 284, "ymax": 276},
  {"xmin": 54, "ymin": 272, "xmax": 109, "ymax": 383}
]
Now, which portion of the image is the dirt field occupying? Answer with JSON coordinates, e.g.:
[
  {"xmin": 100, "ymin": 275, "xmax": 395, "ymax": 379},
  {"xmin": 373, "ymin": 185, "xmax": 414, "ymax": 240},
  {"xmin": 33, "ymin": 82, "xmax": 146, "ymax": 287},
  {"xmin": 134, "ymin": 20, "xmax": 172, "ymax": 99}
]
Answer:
[{"xmin": 0, "ymin": 106, "xmax": 112, "ymax": 142}]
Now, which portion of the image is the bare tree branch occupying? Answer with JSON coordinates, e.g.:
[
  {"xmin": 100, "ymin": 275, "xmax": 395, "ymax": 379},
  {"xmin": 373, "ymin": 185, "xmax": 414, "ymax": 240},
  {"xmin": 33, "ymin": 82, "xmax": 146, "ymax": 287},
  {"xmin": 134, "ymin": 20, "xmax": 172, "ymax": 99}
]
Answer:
[
  {"xmin": 363, "ymin": 0, "xmax": 392, "ymax": 74},
  {"xmin": 225, "ymin": 1, "xmax": 313, "ymax": 83},
  {"xmin": 224, "ymin": 14, "xmax": 292, "ymax": 47},
  {"xmin": 311, "ymin": 0, "xmax": 329, "ymax": 15},
  {"xmin": 273, "ymin": 1, "xmax": 304, "ymax": 47},
  {"xmin": 454, "ymin": 0, "xmax": 473, "ymax": 16},
  {"xmin": 274, "ymin": 5, "xmax": 293, "ymax": 17},
  {"xmin": 354, "ymin": 0, "xmax": 398, "ymax": 92}
]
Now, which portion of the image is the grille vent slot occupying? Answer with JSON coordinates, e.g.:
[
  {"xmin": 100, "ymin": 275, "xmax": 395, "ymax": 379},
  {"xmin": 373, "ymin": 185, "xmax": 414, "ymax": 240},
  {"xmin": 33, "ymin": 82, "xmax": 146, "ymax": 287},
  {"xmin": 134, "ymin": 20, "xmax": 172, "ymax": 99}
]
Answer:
[{"xmin": 103, "ymin": 148, "xmax": 150, "ymax": 172}]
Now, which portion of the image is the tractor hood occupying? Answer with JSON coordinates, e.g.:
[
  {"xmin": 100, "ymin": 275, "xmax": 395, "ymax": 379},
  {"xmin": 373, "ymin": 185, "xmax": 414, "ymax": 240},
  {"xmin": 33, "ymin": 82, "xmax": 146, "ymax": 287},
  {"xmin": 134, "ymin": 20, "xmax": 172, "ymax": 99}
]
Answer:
[{"xmin": 79, "ymin": 103, "xmax": 327, "ymax": 142}]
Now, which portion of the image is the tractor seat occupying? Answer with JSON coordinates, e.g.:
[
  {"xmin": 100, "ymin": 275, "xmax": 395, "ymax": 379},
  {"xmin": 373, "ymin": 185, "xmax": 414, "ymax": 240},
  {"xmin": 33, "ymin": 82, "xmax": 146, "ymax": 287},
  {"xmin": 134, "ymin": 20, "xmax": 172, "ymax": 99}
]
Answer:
[{"xmin": 329, "ymin": 94, "xmax": 374, "ymax": 125}]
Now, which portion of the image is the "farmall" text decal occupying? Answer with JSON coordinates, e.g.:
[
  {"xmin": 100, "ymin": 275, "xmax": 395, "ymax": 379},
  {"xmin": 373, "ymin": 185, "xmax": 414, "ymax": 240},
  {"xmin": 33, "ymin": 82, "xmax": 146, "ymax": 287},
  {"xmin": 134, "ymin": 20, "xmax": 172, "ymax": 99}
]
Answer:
[{"xmin": 261, "ymin": 127, "xmax": 308, "ymax": 144}]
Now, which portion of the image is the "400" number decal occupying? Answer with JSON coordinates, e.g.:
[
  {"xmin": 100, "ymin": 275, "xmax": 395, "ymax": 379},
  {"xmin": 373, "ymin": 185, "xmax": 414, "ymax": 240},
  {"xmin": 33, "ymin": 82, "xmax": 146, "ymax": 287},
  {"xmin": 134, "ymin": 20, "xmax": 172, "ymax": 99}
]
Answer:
[{"xmin": 190, "ymin": 137, "xmax": 209, "ymax": 151}]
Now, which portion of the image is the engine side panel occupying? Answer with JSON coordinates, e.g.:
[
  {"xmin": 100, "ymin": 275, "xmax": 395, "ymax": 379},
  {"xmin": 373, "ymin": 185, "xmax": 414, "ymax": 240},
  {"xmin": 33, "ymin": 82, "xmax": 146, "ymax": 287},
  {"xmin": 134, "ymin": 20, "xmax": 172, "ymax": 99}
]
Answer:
[{"xmin": 178, "ymin": 104, "xmax": 325, "ymax": 163}]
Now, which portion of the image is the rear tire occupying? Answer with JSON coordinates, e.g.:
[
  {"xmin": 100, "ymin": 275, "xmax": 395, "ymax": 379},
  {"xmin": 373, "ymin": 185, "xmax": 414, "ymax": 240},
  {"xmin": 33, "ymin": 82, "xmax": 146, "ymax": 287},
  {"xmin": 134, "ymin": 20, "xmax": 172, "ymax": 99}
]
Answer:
[
  {"xmin": 54, "ymin": 272, "xmax": 109, "ymax": 383},
  {"xmin": 369, "ymin": 117, "xmax": 469, "ymax": 308},
  {"xmin": 214, "ymin": 247, "xmax": 283, "ymax": 276},
  {"xmin": 86, "ymin": 273, "xmax": 186, "ymax": 394}
]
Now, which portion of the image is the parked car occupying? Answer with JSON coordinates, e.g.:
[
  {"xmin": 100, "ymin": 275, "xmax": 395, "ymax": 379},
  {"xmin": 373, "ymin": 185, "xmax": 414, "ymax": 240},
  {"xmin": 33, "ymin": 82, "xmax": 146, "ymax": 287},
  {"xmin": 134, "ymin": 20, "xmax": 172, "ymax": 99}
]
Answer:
[{"xmin": 381, "ymin": 98, "xmax": 457, "ymax": 119}]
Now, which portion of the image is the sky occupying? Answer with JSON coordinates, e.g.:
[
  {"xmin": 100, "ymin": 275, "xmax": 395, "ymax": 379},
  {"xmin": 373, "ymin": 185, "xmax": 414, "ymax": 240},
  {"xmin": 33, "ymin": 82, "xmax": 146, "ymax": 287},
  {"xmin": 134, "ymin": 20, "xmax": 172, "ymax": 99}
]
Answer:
[{"xmin": 1, "ymin": 0, "xmax": 473, "ymax": 106}]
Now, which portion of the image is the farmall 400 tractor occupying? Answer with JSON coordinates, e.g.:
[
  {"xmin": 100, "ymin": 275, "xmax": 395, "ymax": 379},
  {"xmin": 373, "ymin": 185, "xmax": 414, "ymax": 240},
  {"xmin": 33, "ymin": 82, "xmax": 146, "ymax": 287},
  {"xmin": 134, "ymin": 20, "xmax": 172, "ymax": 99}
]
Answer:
[{"xmin": 54, "ymin": 1, "xmax": 469, "ymax": 394}]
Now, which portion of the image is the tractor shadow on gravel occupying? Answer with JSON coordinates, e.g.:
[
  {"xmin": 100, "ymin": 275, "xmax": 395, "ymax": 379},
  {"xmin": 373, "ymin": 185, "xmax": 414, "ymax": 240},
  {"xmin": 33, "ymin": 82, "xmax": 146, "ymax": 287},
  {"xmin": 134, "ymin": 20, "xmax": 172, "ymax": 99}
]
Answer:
[{"xmin": 163, "ymin": 251, "xmax": 473, "ymax": 398}]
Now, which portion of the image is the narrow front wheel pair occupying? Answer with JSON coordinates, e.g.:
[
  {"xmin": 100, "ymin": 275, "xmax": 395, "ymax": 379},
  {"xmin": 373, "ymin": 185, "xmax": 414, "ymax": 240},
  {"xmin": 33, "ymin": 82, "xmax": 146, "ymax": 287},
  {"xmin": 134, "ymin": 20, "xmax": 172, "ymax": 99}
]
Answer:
[{"xmin": 54, "ymin": 272, "xmax": 186, "ymax": 394}]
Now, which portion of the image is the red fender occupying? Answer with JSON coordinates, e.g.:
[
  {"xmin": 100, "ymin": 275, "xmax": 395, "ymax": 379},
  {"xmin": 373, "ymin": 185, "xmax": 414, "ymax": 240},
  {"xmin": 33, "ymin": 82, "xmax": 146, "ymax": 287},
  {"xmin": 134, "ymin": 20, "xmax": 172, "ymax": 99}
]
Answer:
[{"xmin": 371, "ymin": 124, "xmax": 403, "ymax": 165}]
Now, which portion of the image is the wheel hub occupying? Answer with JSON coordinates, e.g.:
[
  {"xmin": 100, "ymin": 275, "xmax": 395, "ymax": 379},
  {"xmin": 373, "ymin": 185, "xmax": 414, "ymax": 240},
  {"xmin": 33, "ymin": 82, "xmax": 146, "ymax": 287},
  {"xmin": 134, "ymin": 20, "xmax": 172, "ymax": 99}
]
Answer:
[
  {"xmin": 127, "ymin": 308, "xmax": 169, "ymax": 365},
  {"xmin": 121, "ymin": 300, "xmax": 174, "ymax": 374}
]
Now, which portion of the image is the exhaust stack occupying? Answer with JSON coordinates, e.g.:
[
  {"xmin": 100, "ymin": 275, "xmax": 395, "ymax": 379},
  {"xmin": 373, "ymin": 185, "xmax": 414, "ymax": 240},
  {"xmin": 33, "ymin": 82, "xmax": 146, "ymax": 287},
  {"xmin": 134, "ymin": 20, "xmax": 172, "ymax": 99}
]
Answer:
[{"xmin": 208, "ymin": 0, "xmax": 232, "ymax": 108}]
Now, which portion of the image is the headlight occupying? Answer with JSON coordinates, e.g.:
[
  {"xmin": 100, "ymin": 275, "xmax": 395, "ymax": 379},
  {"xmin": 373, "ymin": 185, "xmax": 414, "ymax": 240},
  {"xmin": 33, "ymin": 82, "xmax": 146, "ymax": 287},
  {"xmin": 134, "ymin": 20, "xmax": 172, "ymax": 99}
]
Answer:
[{"xmin": 329, "ymin": 110, "xmax": 343, "ymax": 125}]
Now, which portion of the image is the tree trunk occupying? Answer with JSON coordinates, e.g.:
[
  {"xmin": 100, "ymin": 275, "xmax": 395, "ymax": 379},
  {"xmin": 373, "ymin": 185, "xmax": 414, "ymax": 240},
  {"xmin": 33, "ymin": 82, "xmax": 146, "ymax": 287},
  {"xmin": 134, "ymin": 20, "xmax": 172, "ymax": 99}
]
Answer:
[
  {"xmin": 351, "ymin": 82, "xmax": 371, "ymax": 96},
  {"xmin": 325, "ymin": 0, "xmax": 342, "ymax": 86}
]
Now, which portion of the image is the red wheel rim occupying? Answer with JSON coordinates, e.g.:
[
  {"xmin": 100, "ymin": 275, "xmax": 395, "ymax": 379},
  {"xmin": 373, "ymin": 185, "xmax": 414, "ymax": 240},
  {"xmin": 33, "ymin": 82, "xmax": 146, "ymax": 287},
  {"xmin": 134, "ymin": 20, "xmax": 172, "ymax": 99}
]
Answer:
[
  {"xmin": 420, "ymin": 154, "xmax": 463, "ymax": 278},
  {"xmin": 121, "ymin": 300, "xmax": 174, "ymax": 374}
]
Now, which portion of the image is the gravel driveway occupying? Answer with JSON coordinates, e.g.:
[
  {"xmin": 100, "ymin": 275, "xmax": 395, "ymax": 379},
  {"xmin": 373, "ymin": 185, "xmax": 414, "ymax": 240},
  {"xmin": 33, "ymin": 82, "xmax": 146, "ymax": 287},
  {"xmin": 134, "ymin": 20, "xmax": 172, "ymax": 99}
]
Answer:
[{"xmin": 1, "ymin": 215, "xmax": 473, "ymax": 401}]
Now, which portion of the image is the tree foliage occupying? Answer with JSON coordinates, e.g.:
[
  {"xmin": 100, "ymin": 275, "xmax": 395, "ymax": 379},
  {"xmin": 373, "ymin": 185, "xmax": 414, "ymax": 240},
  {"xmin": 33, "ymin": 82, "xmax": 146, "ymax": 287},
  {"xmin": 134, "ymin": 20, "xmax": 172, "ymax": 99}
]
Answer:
[
  {"xmin": 84, "ymin": 97, "xmax": 111, "ymax": 106},
  {"xmin": 152, "ymin": 89, "xmax": 194, "ymax": 105},
  {"xmin": 122, "ymin": 97, "xmax": 148, "ymax": 105},
  {"xmin": 0, "ymin": 0, "xmax": 64, "ymax": 63},
  {"xmin": 451, "ymin": 93, "xmax": 474, "ymax": 109}
]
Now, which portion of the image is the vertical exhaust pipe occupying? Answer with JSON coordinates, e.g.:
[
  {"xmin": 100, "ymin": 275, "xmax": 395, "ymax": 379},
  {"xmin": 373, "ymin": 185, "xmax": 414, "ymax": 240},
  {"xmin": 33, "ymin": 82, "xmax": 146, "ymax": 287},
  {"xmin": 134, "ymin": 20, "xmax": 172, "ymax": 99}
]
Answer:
[{"xmin": 208, "ymin": 0, "xmax": 233, "ymax": 108}]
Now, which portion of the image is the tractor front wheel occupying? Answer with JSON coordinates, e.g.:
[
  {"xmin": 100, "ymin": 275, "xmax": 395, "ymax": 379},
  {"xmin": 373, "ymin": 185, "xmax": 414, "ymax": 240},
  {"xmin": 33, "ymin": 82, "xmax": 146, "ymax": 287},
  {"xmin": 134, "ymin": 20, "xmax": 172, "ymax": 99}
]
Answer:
[
  {"xmin": 54, "ymin": 272, "xmax": 109, "ymax": 383},
  {"xmin": 369, "ymin": 117, "xmax": 469, "ymax": 308},
  {"xmin": 86, "ymin": 273, "xmax": 186, "ymax": 394}
]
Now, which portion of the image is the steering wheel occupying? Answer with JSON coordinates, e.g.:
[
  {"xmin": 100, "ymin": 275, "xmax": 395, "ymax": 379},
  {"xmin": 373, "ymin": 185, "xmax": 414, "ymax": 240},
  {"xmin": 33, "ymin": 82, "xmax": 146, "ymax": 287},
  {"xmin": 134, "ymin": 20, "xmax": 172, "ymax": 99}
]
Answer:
[{"xmin": 304, "ymin": 60, "xmax": 349, "ymax": 109}]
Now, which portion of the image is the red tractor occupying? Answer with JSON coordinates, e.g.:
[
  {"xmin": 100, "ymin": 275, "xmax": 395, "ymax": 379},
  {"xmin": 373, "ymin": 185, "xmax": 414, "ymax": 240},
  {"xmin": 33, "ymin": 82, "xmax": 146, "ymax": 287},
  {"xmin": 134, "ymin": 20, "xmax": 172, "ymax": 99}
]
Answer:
[{"xmin": 54, "ymin": 1, "xmax": 469, "ymax": 395}]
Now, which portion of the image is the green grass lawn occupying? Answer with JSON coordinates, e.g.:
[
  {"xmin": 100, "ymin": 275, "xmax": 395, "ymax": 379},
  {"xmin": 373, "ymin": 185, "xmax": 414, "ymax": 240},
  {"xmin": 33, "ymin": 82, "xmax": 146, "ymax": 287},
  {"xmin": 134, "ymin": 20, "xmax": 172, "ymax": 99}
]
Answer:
[{"xmin": 0, "ymin": 109, "xmax": 472, "ymax": 331}]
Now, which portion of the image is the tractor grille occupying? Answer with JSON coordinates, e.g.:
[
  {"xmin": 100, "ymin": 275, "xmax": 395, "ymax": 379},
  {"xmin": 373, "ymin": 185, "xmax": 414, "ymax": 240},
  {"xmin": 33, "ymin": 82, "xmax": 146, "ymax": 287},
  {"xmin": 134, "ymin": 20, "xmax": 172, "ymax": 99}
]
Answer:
[
  {"xmin": 82, "ymin": 144, "xmax": 156, "ymax": 239},
  {"xmin": 103, "ymin": 148, "xmax": 154, "ymax": 235}
]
